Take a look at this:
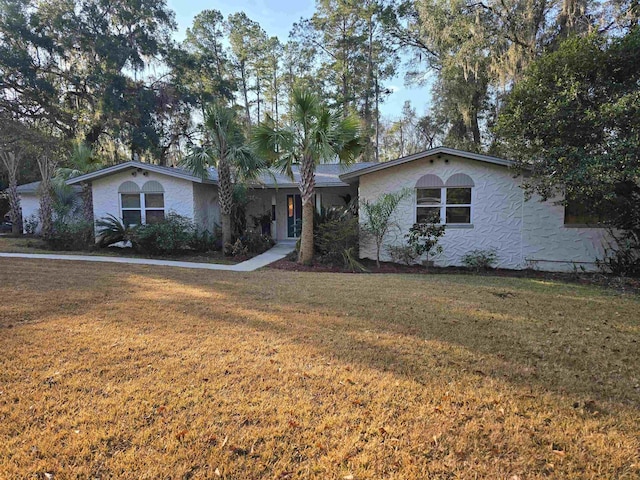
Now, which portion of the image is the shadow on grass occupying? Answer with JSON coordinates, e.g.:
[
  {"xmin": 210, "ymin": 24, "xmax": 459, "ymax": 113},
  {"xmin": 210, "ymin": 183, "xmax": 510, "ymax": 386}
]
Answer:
[
  {"xmin": 2, "ymin": 258, "xmax": 639, "ymax": 410},
  {"xmin": 117, "ymin": 267, "xmax": 640, "ymax": 409}
]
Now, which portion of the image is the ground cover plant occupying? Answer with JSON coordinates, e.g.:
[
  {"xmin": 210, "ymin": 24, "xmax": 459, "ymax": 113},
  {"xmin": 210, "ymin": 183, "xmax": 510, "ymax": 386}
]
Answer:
[{"xmin": 0, "ymin": 259, "xmax": 638, "ymax": 479}]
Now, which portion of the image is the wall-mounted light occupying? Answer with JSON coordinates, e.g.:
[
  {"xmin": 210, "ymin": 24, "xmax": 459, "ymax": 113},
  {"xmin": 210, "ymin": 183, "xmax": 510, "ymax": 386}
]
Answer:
[
  {"xmin": 143, "ymin": 171, "xmax": 148, "ymax": 176},
  {"xmin": 444, "ymin": 159, "xmax": 449, "ymax": 163},
  {"xmin": 131, "ymin": 171, "xmax": 137, "ymax": 177},
  {"xmin": 429, "ymin": 159, "xmax": 434, "ymax": 164}
]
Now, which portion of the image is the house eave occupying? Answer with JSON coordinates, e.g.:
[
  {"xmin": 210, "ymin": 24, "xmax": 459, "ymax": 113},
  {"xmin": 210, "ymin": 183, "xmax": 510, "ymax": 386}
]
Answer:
[
  {"xmin": 339, "ymin": 147, "xmax": 516, "ymax": 181},
  {"xmin": 66, "ymin": 161, "xmax": 217, "ymax": 185}
]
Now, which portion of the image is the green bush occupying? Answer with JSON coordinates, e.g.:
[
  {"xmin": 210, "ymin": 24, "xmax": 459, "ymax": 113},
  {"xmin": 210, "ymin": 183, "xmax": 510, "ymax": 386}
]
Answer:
[
  {"xmin": 461, "ymin": 248, "xmax": 498, "ymax": 271},
  {"xmin": 224, "ymin": 230, "xmax": 274, "ymax": 257},
  {"xmin": 188, "ymin": 228, "xmax": 221, "ymax": 252},
  {"xmin": 95, "ymin": 214, "xmax": 136, "ymax": 247},
  {"xmin": 47, "ymin": 218, "xmax": 94, "ymax": 251},
  {"xmin": 133, "ymin": 213, "xmax": 194, "ymax": 255},
  {"xmin": 315, "ymin": 214, "xmax": 359, "ymax": 266},
  {"xmin": 406, "ymin": 215, "xmax": 446, "ymax": 263}
]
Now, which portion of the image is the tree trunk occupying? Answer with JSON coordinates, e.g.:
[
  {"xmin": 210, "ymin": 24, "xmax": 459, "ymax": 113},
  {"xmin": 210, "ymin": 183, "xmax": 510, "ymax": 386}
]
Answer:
[
  {"xmin": 39, "ymin": 185, "xmax": 54, "ymax": 240},
  {"xmin": 218, "ymin": 160, "xmax": 234, "ymax": 252},
  {"xmin": 37, "ymin": 156, "xmax": 57, "ymax": 240},
  {"xmin": 81, "ymin": 182, "xmax": 95, "ymax": 241},
  {"xmin": 221, "ymin": 212, "xmax": 232, "ymax": 251},
  {"xmin": 8, "ymin": 178, "xmax": 22, "ymax": 235},
  {"xmin": 274, "ymin": 67, "xmax": 279, "ymax": 127},
  {"xmin": 0, "ymin": 151, "xmax": 22, "ymax": 235},
  {"xmin": 299, "ymin": 199, "xmax": 314, "ymax": 265},
  {"xmin": 240, "ymin": 62, "xmax": 252, "ymax": 128},
  {"xmin": 298, "ymin": 155, "xmax": 316, "ymax": 265}
]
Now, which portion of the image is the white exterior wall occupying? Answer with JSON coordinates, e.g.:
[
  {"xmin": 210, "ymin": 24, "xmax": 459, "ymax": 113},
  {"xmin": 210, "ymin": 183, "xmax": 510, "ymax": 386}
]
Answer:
[
  {"xmin": 20, "ymin": 193, "xmax": 41, "ymax": 234},
  {"xmin": 92, "ymin": 169, "xmax": 195, "ymax": 231},
  {"xmin": 358, "ymin": 155, "xmax": 609, "ymax": 272},
  {"xmin": 521, "ymin": 195, "xmax": 609, "ymax": 271},
  {"xmin": 193, "ymin": 183, "xmax": 220, "ymax": 233}
]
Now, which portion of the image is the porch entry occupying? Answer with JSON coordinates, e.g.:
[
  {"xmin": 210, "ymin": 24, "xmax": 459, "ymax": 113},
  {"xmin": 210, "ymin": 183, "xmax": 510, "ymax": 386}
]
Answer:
[{"xmin": 286, "ymin": 194, "xmax": 303, "ymax": 238}]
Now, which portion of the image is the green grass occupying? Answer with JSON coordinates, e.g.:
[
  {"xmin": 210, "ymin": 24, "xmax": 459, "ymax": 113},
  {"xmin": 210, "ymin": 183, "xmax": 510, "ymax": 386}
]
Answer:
[{"xmin": 0, "ymin": 259, "xmax": 638, "ymax": 479}]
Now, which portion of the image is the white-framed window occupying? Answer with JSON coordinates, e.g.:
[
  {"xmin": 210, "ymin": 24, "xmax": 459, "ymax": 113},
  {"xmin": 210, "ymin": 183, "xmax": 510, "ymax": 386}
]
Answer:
[
  {"xmin": 415, "ymin": 173, "xmax": 474, "ymax": 224},
  {"xmin": 118, "ymin": 180, "xmax": 165, "ymax": 226}
]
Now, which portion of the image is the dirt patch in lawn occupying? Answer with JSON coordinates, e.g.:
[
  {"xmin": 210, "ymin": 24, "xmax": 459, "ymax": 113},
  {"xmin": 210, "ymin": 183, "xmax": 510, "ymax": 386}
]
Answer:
[
  {"xmin": 270, "ymin": 258, "xmax": 640, "ymax": 294},
  {"xmin": 0, "ymin": 259, "xmax": 639, "ymax": 479}
]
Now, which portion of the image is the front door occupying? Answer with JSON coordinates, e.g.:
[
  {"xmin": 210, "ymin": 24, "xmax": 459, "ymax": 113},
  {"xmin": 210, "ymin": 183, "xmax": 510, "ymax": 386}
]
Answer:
[{"xmin": 287, "ymin": 194, "xmax": 302, "ymax": 238}]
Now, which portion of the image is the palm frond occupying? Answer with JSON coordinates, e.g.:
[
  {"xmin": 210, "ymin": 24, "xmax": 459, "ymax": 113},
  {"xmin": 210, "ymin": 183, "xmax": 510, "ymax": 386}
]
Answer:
[{"xmin": 181, "ymin": 147, "xmax": 214, "ymax": 180}]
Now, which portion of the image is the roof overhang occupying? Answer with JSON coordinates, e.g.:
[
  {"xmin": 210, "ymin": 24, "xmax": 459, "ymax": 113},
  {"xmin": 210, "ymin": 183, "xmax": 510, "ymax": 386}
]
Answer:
[
  {"xmin": 339, "ymin": 147, "xmax": 516, "ymax": 182},
  {"xmin": 66, "ymin": 161, "xmax": 217, "ymax": 185}
]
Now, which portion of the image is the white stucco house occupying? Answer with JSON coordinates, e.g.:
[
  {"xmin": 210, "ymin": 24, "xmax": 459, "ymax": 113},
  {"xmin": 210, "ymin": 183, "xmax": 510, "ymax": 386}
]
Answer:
[{"xmin": 15, "ymin": 147, "xmax": 609, "ymax": 271}]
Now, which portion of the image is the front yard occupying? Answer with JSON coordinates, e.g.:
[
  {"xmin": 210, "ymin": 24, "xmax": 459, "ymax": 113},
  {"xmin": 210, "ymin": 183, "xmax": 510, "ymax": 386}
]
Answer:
[{"xmin": 0, "ymin": 259, "xmax": 638, "ymax": 478}]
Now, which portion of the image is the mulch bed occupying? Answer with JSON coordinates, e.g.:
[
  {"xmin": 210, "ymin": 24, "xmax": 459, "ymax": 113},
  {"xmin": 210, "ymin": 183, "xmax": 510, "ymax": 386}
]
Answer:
[{"xmin": 269, "ymin": 258, "xmax": 640, "ymax": 293}]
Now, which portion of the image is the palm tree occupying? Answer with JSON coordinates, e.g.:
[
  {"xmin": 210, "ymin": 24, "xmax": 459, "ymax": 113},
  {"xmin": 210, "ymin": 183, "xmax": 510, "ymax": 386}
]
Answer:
[
  {"xmin": 182, "ymin": 103, "xmax": 263, "ymax": 250},
  {"xmin": 56, "ymin": 141, "xmax": 102, "ymax": 223},
  {"xmin": 253, "ymin": 87, "xmax": 361, "ymax": 265}
]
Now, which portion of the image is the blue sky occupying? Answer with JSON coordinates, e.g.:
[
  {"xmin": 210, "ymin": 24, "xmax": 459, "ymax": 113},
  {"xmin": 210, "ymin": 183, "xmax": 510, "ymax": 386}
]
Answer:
[{"xmin": 165, "ymin": 0, "xmax": 432, "ymax": 119}]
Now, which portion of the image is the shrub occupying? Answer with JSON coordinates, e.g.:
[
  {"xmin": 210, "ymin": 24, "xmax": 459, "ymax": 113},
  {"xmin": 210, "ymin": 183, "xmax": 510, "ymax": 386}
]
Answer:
[
  {"xmin": 406, "ymin": 212, "xmax": 446, "ymax": 264},
  {"xmin": 189, "ymin": 228, "xmax": 221, "ymax": 252},
  {"xmin": 461, "ymin": 248, "xmax": 498, "ymax": 271},
  {"xmin": 315, "ymin": 214, "xmax": 359, "ymax": 266},
  {"xmin": 95, "ymin": 214, "xmax": 136, "ymax": 247},
  {"xmin": 386, "ymin": 243, "xmax": 419, "ymax": 266},
  {"xmin": 599, "ymin": 233, "xmax": 640, "ymax": 277},
  {"xmin": 227, "ymin": 238, "xmax": 248, "ymax": 257},
  {"xmin": 46, "ymin": 218, "xmax": 94, "ymax": 251},
  {"xmin": 24, "ymin": 214, "xmax": 39, "ymax": 235},
  {"xmin": 241, "ymin": 230, "xmax": 275, "ymax": 254},
  {"xmin": 133, "ymin": 213, "xmax": 194, "ymax": 255}
]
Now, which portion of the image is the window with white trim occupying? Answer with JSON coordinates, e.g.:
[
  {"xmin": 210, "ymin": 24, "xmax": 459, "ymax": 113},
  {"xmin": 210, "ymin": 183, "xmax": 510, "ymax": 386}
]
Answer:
[
  {"xmin": 118, "ymin": 180, "xmax": 165, "ymax": 226},
  {"xmin": 415, "ymin": 173, "xmax": 474, "ymax": 224}
]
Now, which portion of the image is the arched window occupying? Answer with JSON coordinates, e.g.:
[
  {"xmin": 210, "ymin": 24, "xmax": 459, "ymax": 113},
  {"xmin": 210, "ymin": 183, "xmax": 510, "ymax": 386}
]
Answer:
[
  {"xmin": 415, "ymin": 173, "xmax": 474, "ymax": 224},
  {"xmin": 118, "ymin": 180, "xmax": 165, "ymax": 226},
  {"xmin": 141, "ymin": 181, "xmax": 165, "ymax": 224},
  {"xmin": 444, "ymin": 174, "xmax": 473, "ymax": 224},
  {"xmin": 415, "ymin": 175, "xmax": 444, "ymax": 223}
]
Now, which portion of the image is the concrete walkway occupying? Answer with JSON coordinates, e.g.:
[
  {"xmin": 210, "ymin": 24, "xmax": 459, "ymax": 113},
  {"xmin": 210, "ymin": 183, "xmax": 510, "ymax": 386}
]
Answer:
[{"xmin": 0, "ymin": 241, "xmax": 296, "ymax": 272}]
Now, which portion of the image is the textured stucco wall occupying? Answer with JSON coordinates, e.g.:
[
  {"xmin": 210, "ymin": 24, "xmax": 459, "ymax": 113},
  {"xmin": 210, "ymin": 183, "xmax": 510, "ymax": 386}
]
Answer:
[
  {"xmin": 19, "ymin": 194, "xmax": 41, "ymax": 234},
  {"xmin": 247, "ymin": 186, "xmax": 358, "ymax": 241},
  {"xmin": 192, "ymin": 183, "xmax": 219, "ymax": 233},
  {"xmin": 521, "ymin": 195, "xmax": 609, "ymax": 271},
  {"xmin": 92, "ymin": 170, "xmax": 195, "ymax": 232},
  {"xmin": 358, "ymin": 154, "xmax": 608, "ymax": 271}
]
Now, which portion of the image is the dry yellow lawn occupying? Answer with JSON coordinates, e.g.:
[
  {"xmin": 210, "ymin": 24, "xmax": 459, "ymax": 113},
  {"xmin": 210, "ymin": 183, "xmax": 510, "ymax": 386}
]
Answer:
[{"xmin": 0, "ymin": 259, "xmax": 639, "ymax": 479}]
